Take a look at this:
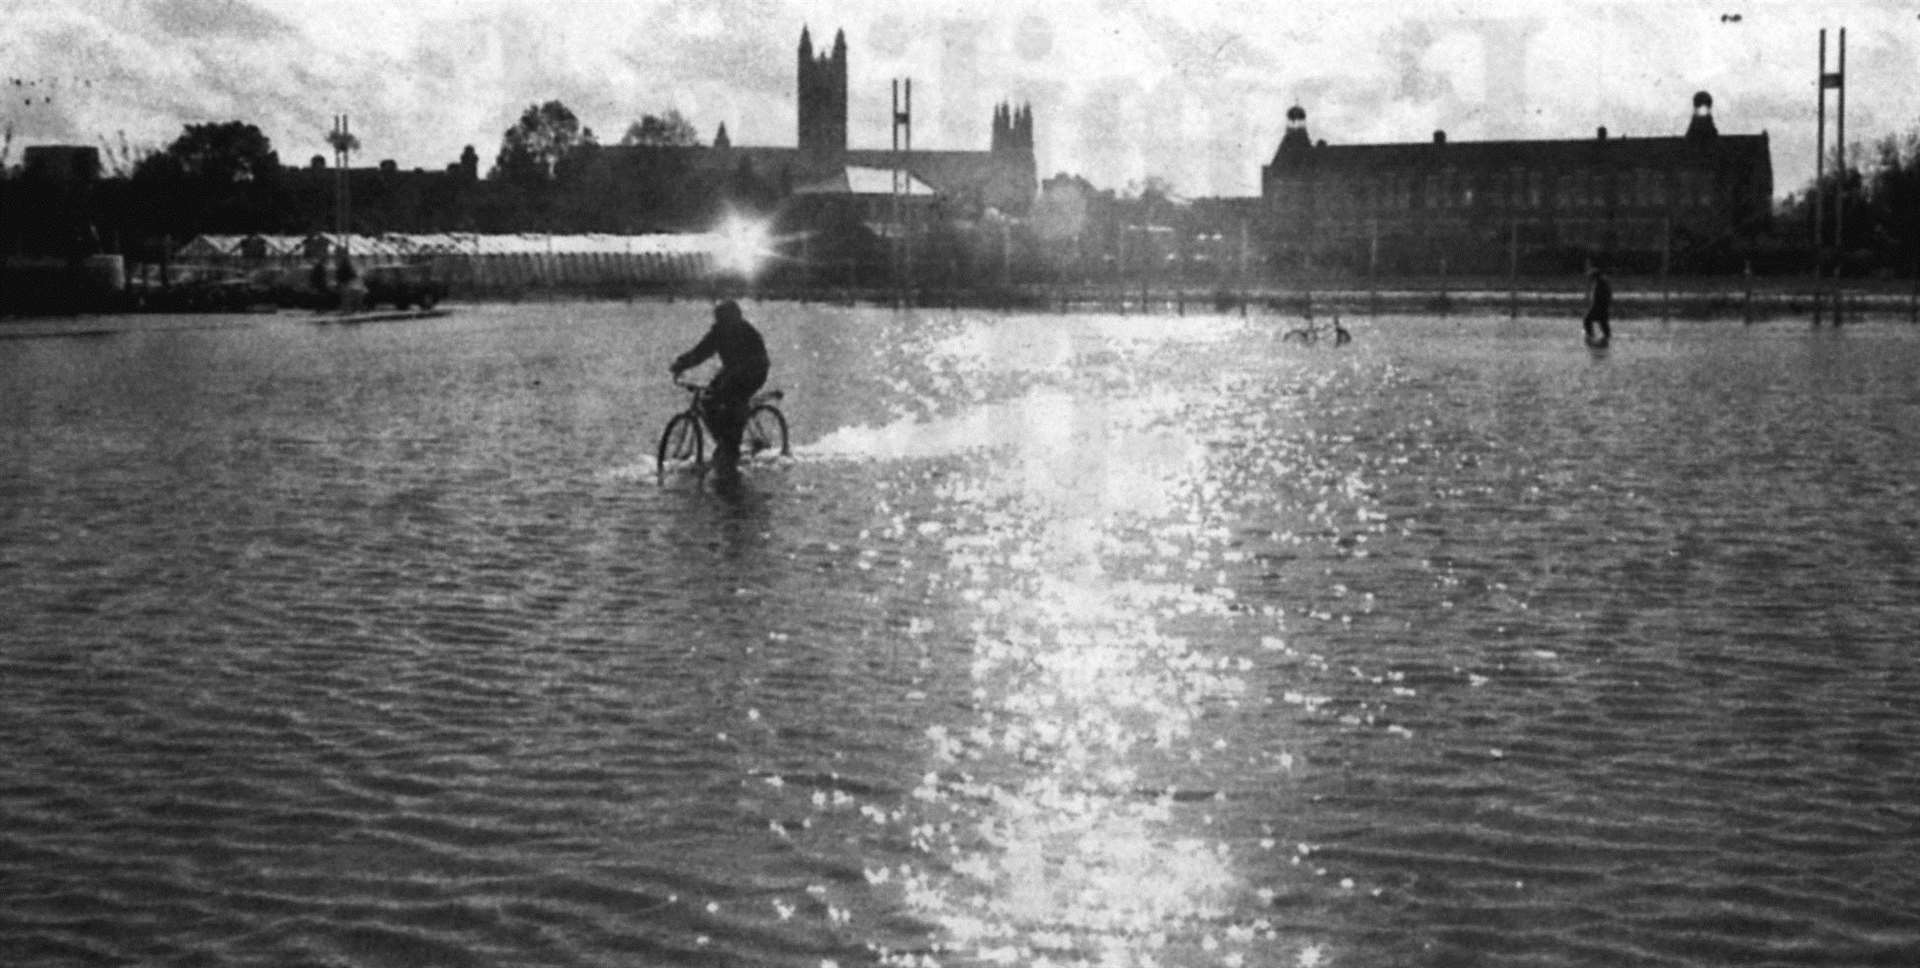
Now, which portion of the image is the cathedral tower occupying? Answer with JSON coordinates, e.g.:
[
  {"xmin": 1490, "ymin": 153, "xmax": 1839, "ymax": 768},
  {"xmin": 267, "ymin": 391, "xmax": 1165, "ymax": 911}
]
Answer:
[
  {"xmin": 797, "ymin": 26, "xmax": 848, "ymax": 156},
  {"xmin": 991, "ymin": 102, "xmax": 1035, "ymax": 156}
]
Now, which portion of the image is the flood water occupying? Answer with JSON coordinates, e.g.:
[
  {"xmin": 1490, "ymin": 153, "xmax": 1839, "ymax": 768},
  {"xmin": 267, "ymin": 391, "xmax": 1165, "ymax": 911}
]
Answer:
[{"xmin": 4, "ymin": 302, "xmax": 1919, "ymax": 968}]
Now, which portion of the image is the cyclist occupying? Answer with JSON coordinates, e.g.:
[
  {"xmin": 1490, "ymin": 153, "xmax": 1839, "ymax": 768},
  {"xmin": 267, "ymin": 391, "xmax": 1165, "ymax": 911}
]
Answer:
[{"xmin": 669, "ymin": 299, "xmax": 770, "ymax": 470}]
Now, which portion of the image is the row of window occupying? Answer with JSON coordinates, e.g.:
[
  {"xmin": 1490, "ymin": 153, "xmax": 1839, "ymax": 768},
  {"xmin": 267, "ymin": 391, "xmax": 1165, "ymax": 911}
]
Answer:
[
  {"xmin": 1282, "ymin": 166, "xmax": 1722, "ymax": 214},
  {"xmin": 1309, "ymin": 217, "xmax": 1687, "ymax": 249}
]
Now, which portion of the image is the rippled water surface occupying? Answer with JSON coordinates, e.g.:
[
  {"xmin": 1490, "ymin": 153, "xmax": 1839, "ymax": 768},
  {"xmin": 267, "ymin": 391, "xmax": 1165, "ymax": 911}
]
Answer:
[{"xmin": 5, "ymin": 303, "xmax": 1920, "ymax": 968}]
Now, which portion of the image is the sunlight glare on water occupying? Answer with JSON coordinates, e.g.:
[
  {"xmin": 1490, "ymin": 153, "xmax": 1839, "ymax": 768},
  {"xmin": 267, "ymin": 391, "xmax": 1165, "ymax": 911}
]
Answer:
[{"xmin": 810, "ymin": 312, "xmax": 1332, "ymax": 967}]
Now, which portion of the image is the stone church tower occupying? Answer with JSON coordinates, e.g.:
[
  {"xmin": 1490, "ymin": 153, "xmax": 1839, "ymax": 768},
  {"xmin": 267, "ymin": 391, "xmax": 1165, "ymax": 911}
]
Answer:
[
  {"xmin": 797, "ymin": 26, "xmax": 848, "ymax": 156},
  {"xmin": 991, "ymin": 102, "xmax": 1034, "ymax": 157}
]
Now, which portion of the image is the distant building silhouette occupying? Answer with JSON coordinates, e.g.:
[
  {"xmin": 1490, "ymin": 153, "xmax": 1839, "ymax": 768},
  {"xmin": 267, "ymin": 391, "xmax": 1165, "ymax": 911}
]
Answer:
[
  {"xmin": 991, "ymin": 103, "xmax": 1034, "ymax": 155},
  {"xmin": 592, "ymin": 26, "xmax": 1038, "ymax": 220},
  {"xmin": 797, "ymin": 27, "xmax": 848, "ymax": 158},
  {"xmin": 1260, "ymin": 93, "xmax": 1772, "ymax": 273},
  {"xmin": 22, "ymin": 145, "xmax": 101, "ymax": 184},
  {"xmin": 1685, "ymin": 90, "xmax": 1719, "ymax": 141}
]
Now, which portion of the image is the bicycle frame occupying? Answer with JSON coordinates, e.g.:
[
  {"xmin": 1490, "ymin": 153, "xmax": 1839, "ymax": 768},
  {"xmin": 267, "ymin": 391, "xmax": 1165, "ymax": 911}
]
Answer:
[
  {"xmin": 675, "ymin": 378, "xmax": 784, "ymax": 412},
  {"xmin": 657, "ymin": 377, "xmax": 790, "ymax": 474}
]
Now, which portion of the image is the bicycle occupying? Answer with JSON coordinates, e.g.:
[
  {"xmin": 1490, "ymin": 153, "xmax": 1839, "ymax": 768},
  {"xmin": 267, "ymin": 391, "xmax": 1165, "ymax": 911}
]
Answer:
[
  {"xmin": 1282, "ymin": 312, "xmax": 1351, "ymax": 346},
  {"xmin": 656, "ymin": 378, "xmax": 790, "ymax": 472}
]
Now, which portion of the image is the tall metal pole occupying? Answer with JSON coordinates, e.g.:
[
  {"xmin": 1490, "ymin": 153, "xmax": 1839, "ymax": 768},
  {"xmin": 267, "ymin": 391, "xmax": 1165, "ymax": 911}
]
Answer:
[
  {"xmin": 1815, "ymin": 32, "xmax": 1826, "ymax": 253},
  {"xmin": 890, "ymin": 78, "xmax": 912, "ymax": 305},
  {"xmin": 1835, "ymin": 28, "xmax": 1847, "ymax": 325},
  {"xmin": 333, "ymin": 114, "xmax": 352, "ymax": 265},
  {"xmin": 903, "ymin": 80, "xmax": 912, "ymax": 298},
  {"xmin": 891, "ymin": 80, "xmax": 900, "ymax": 303}
]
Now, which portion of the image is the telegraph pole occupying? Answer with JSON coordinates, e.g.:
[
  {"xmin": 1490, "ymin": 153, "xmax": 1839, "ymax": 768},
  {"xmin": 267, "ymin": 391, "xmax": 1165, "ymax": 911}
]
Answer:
[
  {"xmin": 1817, "ymin": 29, "xmax": 1846, "ymax": 324},
  {"xmin": 331, "ymin": 115, "xmax": 353, "ymax": 263},
  {"xmin": 1835, "ymin": 28, "xmax": 1847, "ymax": 325},
  {"xmin": 1815, "ymin": 31, "xmax": 1825, "ymax": 255},
  {"xmin": 891, "ymin": 78, "xmax": 911, "ymax": 306}
]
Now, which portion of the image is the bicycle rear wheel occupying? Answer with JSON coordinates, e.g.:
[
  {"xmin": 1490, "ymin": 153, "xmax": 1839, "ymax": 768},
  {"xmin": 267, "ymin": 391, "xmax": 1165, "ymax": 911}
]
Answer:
[
  {"xmin": 657, "ymin": 412, "xmax": 704, "ymax": 470},
  {"xmin": 743, "ymin": 405, "xmax": 789, "ymax": 458}
]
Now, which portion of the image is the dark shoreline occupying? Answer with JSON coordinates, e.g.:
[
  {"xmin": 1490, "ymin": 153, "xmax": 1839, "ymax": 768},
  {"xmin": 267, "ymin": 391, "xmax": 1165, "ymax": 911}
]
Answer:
[{"xmin": 5, "ymin": 277, "xmax": 1915, "ymax": 333}]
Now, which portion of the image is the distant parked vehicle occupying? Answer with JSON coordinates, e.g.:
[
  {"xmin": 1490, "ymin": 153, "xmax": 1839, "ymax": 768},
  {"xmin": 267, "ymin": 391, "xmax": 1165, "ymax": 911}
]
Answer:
[
  {"xmin": 361, "ymin": 262, "xmax": 448, "ymax": 310},
  {"xmin": 131, "ymin": 265, "xmax": 274, "ymax": 313}
]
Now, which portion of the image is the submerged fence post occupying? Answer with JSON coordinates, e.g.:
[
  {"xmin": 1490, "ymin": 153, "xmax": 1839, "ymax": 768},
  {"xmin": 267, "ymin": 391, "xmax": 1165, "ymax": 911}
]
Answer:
[
  {"xmin": 1370, "ymin": 219, "xmax": 1380, "ymax": 318},
  {"xmin": 1239, "ymin": 224, "xmax": 1249, "ymax": 318},
  {"xmin": 1661, "ymin": 217, "xmax": 1672, "ymax": 322},
  {"xmin": 1744, "ymin": 260, "xmax": 1755, "ymax": 324},
  {"xmin": 1508, "ymin": 220, "xmax": 1519, "ymax": 319},
  {"xmin": 1813, "ymin": 260, "xmax": 1824, "ymax": 327}
]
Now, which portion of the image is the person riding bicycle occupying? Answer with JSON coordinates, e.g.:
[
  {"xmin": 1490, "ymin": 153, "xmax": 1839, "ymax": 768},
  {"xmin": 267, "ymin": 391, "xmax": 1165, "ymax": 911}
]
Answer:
[{"xmin": 669, "ymin": 299, "xmax": 770, "ymax": 469}]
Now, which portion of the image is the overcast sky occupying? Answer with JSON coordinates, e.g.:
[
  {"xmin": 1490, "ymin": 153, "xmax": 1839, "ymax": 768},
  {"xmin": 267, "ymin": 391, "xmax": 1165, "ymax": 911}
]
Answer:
[{"xmin": 6, "ymin": 0, "xmax": 1917, "ymax": 199}]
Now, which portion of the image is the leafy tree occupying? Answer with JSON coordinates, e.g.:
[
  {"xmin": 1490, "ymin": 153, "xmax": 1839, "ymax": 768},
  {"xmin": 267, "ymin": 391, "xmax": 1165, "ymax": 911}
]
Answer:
[
  {"xmin": 134, "ymin": 121, "xmax": 281, "ymax": 184},
  {"xmin": 491, "ymin": 100, "xmax": 593, "ymax": 186},
  {"xmin": 120, "ymin": 121, "xmax": 287, "ymax": 238},
  {"xmin": 1126, "ymin": 174, "xmax": 1180, "ymax": 204},
  {"xmin": 324, "ymin": 127, "xmax": 361, "ymax": 158},
  {"xmin": 621, "ymin": 110, "xmax": 701, "ymax": 148},
  {"xmin": 1778, "ymin": 142, "xmax": 1877, "ymax": 273}
]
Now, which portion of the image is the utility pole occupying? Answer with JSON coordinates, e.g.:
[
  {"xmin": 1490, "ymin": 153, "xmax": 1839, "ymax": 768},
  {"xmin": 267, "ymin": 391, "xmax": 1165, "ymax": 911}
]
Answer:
[
  {"xmin": 891, "ymin": 78, "xmax": 911, "ymax": 306},
  {"xmin": 1835, "ymin": 28, "xmax": 1847, "ymax": 325},
  {"xmin": 330, "ymin": 115, "xmax": 354, "ymax": 267},
  {"xmin": 1817, "ymin": 29, "xmax": 1847, "ymax": 325}
]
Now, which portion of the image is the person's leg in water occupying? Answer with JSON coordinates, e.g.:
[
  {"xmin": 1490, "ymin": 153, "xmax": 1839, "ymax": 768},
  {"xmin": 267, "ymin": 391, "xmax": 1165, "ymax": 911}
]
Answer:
[
  {"xmin": 1584, "ymin": 310, "xmax": 1610, "ymax": 344},
  {"xmin": 703, "ymin": 367, "xmax": 766, "ymax": 472},
  {"xmin": 702, "ymin": 392, "xmax": 745, "ymax": 471}
]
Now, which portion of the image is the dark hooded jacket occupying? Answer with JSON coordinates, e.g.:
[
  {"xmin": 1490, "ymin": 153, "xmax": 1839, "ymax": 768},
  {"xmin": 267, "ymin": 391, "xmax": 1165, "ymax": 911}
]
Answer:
[{"xmin": 672, "ymin": 301, "xmax": 768, "ymax": 379}]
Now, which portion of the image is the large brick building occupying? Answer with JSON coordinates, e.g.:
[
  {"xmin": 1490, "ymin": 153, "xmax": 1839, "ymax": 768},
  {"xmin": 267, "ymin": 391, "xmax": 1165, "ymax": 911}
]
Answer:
[{"xmin": 1260, "ymin": 92, "xmax": 1773, "ymax": 273}]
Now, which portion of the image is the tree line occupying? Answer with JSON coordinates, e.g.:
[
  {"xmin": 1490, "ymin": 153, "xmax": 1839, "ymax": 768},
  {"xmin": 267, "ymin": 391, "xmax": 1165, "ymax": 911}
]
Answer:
[
  {"xmin": 16, "ymin": 100, "xmax": 1920, "ymax": 281},
  {"xmin": 0, "ymin": 103, "xmax": 761, "ymax": 265},
  {"xmin": 1775, "ymin": 133, "xmax": 1920, "ymax": 278}
]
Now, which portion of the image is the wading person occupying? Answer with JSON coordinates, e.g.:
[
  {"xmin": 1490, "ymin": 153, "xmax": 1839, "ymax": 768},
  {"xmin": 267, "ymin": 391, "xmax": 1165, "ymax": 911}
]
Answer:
[
  {"xmin": 1583, "ymin": 264, "xmax": 1613, "ymax": 347},
  {"xmin": 670, "ymin": 299, "xmax": 769, "ymax": 472}
]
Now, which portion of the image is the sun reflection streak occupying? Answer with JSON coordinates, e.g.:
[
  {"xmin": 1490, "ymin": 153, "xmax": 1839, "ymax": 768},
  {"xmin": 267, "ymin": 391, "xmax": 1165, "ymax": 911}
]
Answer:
[
  {"xmin": 864, "ymin": 368, "xmax": 1299, "ymax": 968},
  {"xmin": 770, "ymin": 313, "xmax": 1369, "ymax": 967}
]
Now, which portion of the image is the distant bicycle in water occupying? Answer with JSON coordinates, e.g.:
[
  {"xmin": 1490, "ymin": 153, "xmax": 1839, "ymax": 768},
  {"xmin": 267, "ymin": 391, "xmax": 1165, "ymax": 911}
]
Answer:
[
  {"xmin": 656, "ymin": 377, "xmax": 790, "ymax": 475},
  {"xmin": 1282, "ymin": 313, "xmax": 1352, "ymax": 346}
]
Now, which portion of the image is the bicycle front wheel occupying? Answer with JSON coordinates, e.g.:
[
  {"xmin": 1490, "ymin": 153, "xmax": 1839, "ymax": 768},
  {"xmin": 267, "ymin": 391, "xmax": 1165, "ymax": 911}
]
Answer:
[
  {"xmin": 657, "ymin": 412, "xmax": 704, "ymax": 470},
  {"xmin": 743, "ymin": 405, "xmax": 789, "ymax": 458}
]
